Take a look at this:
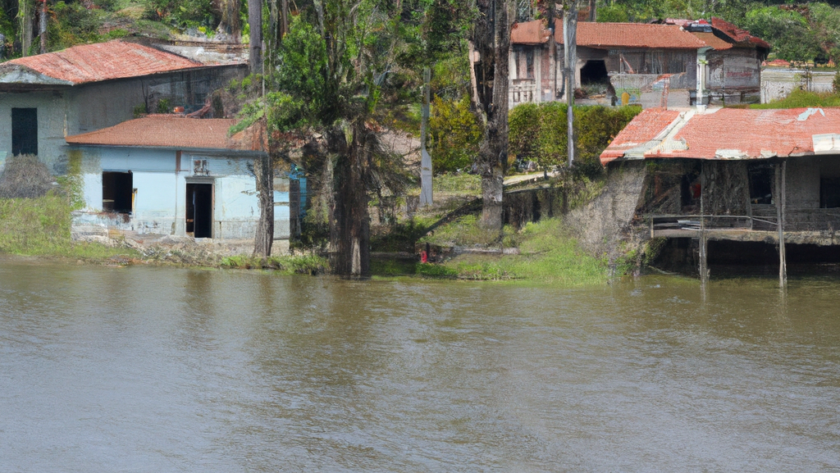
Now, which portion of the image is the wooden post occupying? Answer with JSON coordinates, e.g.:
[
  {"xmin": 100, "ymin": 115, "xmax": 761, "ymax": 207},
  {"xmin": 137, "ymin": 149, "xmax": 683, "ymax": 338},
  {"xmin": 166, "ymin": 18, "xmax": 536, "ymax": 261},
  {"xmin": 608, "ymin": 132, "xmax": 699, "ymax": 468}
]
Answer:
[
  {"xmin": 699, "ymin": 163, "xmax": 708, "ymax": 284},
  {"xmin": 776, "ymin": 161, "xmax": 787, "ymax": 287}
]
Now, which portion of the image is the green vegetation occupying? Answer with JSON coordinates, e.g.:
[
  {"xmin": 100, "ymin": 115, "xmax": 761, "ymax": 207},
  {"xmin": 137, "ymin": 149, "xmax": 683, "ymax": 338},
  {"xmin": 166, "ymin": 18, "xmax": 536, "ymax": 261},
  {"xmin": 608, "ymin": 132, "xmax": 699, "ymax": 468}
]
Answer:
[
  {"xmin": 509, "ymin": 103, "xmax": 641, "ymax": 176},
  {"xmin": 374, "ymin": 217, "xmax": 627, "ymax": 285},
  {"xmin": 0, "ymin": 193, "xmax": 136, "ymax": 259},
  {"xmin": 749, "ymin": 88, "xmax": 840, "ymax": 109},
  {"xmin": 429, "ymin": 95, "xmax": 482, "ymax": 174}
]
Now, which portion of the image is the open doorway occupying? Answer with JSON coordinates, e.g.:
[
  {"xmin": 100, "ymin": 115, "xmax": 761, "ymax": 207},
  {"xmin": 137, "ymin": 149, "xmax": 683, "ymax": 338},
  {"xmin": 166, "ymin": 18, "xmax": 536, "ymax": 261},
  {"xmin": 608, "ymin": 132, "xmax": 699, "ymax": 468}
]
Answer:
[
  {"xmin": 748, "ymin": 163, "xmax": 774, "ymax": 205},
  {"xmin": 186, "ymin": 183, "xmax": 213, "ymax": 238},
  {"xmin": 12, "ymin": 108, "xmax": 38, "ymax": 156},
  {"xmin": 102, "ymin": 171, "xmax": 133, "ymax": 213},
  {"xmin": 580, "ymin": 60, "xmax": 608, "ymax": 84}
]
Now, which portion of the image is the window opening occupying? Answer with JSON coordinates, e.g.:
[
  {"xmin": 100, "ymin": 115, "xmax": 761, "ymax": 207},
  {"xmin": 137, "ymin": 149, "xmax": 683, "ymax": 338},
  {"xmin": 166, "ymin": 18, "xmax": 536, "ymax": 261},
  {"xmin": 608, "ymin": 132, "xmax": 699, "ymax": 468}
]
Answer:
[
  {"xmin": 821, "ymin": 177, "xmax": 840, "ymax": 208},
  {"xmin": 748, "ymin": 164, "xmax": 773, "ymax": 205},
  {"xmin": 12, "ymin": 108, "xmax": 38, "ymax": 156},
  {"xmin": 186, "ymin": 183, "xmax": 213, "ymax": 238},
  {"xmin": 526, "ymin": 49, "xmax": 534, "ymax": 79},
  {"xmin": 102, "ymin": 171, "xmax": 133, "ymax": 214}
]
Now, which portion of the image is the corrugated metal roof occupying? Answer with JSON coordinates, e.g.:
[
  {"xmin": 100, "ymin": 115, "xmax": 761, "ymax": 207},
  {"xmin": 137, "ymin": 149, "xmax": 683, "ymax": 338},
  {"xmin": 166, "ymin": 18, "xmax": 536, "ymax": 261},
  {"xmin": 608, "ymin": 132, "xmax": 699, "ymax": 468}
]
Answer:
[
  {"xmin": 1, "ymin": 41, "xmax": 202, "ymax": 85},
  {"xmin": 601, "ymin": 107, "xmax": 840, "ymax": 165},
  {"xmin": 65, "ymin": 116, "xmax": 263, "ymax": 151}
]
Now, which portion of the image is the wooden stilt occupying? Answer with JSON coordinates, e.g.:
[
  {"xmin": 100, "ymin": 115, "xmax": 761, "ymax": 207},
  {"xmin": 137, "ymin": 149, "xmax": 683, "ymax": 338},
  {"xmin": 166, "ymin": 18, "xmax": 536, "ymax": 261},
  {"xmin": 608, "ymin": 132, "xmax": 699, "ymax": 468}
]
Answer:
[
  {"xmin": 699, "ymin": 163, "xmax": 709, "ymax": 285},
  {"xmin": 777, "ymin": 161, "xmax": 787, "ymax": 288}
]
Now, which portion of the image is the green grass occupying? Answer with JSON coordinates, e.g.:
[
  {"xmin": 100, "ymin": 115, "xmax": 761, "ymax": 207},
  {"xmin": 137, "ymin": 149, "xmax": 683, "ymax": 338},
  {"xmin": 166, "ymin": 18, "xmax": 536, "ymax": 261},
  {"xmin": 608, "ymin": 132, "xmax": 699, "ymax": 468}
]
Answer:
[
  {"xmin": 749, "ymin": 89, "xmax": 840, "ymax": 109},
  {"xmin": 420, "ymin": 214, "xmax": 518, "ymax": 247},
  {"xmin": 0, "ymin": 194, "xmax": 137, "ymax": 259},
  {"xmin": 437, "ymin": 218, "xmax": 619, "ymax": 284}
]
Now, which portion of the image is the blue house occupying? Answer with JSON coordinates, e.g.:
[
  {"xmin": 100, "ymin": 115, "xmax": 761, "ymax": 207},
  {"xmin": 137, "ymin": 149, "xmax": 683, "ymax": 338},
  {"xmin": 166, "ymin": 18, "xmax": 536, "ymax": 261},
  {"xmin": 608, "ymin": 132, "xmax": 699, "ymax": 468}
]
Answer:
[{"xmin": 65, "ymin": 115, "xmax": 304, "ymax": 241}]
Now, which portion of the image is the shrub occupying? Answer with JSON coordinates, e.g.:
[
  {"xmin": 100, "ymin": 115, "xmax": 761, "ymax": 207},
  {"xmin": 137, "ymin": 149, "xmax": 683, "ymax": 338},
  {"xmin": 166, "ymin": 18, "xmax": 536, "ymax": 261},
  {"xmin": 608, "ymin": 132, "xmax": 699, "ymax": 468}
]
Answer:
[
  {"xmin": 0, "ymin": 155, "xmax": 54, "ymax": 199},
  {"xmin": 429, "ymin": 95, "xmax": 482, "ymax": 174},
  {"xmin": 509, "ymin": 103, "xmax": 641, "ymax": 173}
]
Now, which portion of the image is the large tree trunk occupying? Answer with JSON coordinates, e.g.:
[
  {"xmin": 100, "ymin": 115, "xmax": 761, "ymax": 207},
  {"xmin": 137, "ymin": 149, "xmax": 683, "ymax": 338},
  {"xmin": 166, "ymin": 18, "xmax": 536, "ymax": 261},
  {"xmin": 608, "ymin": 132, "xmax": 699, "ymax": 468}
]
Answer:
[
  {"xmin": 253, "ymin": 153, "xmax": 274, "ymax": 257},
  {"xmin": 20, "ymin": 0, "xmax": 32, "ymax": 57},
  {"xmin": 248, "ymin": 0, "xmax": 262, "ymax": 74},
  {"xmin": 38, "ymin": 0, "xmax": 46, "ymax": 54},
  {"xmin": 328, "ymin": 122, "xmax": 371, "ymax": 278},
  {"xmin": 472, "ymin": 0, "xmax": 511, "ymax": 230}
]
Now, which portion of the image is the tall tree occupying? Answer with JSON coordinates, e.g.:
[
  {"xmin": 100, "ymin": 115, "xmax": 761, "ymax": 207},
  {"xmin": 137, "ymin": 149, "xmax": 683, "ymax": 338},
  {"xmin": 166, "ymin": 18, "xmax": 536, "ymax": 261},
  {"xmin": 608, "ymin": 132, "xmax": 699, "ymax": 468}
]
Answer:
[
  {"xmin": 470, "ymin": 0, "xmax": 512, "ymax": 230},
  {"xmin": 252, "ymin": 2, "xmax": 409, "ymax": 277}
]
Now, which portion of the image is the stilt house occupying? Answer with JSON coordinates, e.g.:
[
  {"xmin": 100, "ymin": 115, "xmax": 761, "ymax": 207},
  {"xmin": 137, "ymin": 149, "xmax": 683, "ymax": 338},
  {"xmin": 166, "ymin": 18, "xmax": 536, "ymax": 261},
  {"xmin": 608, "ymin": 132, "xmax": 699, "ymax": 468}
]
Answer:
[{"xmin": 600, "ymin": 107, "xmax": 840, "ymax": 278}]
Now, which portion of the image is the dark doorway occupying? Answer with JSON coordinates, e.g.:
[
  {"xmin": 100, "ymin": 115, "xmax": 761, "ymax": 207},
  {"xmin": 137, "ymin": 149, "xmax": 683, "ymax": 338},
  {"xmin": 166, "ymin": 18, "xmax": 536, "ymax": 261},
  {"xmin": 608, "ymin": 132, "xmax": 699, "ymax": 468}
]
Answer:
[
  {"xmin": 821, "ymin": 177, "xmax": 840, "ymax": 208},
  {"xmin": 186, "ymin": 183, "xmax": 213, "ymax": 238},
  {"xmin": 748, "ymin": 163, "xmax": 774, "ymax": 205},
  {"xmin": 102, "ymin": 171, "xmax": 133, "ymax": 213},
  {"xmin": 12, "ymin": 108, "xmax": 38, "ymax": 156},
  {"xmin": 580, "ymin": 60, "xmax": 608, "ymax": 84}
]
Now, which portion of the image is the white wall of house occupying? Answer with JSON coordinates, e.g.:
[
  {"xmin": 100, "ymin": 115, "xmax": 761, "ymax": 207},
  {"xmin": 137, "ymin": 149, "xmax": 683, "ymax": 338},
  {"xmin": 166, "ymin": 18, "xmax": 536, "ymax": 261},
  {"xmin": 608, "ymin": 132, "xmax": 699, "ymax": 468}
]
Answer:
[{"xmin": 71, "ymin": 145, "xmax": 292, "ymax": 240}]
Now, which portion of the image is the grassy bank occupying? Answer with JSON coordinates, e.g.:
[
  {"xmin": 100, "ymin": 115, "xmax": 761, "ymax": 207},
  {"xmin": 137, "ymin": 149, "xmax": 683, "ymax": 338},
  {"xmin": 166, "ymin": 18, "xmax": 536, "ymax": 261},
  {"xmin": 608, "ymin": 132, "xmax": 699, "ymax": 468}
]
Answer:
[
  {"xmin": 0, "ymin": 194, "xmax": 136, "ymax": 260},
  {"xmin": 372, "ymin": 217, "xmax": 629, "ymax": 285}
]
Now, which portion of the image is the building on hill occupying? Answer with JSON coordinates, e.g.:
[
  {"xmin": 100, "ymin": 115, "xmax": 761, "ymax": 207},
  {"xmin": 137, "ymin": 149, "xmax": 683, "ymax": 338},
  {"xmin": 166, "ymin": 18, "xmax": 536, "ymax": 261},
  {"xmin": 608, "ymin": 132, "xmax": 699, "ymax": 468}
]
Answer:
[
  {"xmin": 0, "ymin": 40, "xmax": 247, "ymax": 174},
  {"xmin": 65, "ymin": 115, "xmax": 305, "ymax": 242},
  {"xmin": 508, "ymin": 18, "xmax": 769, "ymax": 109},
  {"xmin": 600, "ymin": 106, "xmax": 840, "ymax": 279}
]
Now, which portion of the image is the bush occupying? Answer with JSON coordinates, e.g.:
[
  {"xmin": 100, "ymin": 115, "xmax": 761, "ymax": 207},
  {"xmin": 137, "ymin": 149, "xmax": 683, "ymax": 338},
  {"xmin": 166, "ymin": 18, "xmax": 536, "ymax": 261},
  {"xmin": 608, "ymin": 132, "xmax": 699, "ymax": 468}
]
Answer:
[
  {"xmin": 743, "ymin": 6, "xmax": 823, "ymax": 63},
  {"xmin": 509, "ymin": 103, "xmax": 641, "ymax": 173},
  {"xmin": 429, "ymin": 95, "xmax": 482, "ymax": 174},
  {"xmin": 0, "ymin": 155, "xmax": 54, "ymax": 199},
  {"xmin": 750, "ymin": 88, "xmax": 840, "ymax": 109}
]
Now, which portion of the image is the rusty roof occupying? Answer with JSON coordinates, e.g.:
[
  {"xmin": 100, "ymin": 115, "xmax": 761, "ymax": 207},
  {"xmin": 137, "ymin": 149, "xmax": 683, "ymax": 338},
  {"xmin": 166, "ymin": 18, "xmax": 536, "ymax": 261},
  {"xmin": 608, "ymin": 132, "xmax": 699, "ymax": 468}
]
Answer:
[
  {"xmin": 711, "ymin": 17, "xmax": 771, "ymax": 50},
  {"xmin": 0, "ymin": 41, "xmax": 203, "ymax": 85},
  {"xmin": 65, "ymin": 116, "xmax": 264, "ymax": 152},
  {"xmin": 555, "ymin": 20, "xmax": 707, "ymax": 49},
  {"xmin": 601, "ymin": 107, "xmax": 840, "ymax": 165}
]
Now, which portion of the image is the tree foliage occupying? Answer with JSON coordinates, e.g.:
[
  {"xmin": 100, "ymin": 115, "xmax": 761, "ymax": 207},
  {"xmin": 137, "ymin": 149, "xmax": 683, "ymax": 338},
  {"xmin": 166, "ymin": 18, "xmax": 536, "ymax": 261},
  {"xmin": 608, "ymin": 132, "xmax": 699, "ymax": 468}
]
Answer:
[
  {"xmin": 509, "ymin": 103, "xmax": 641, "ymax": 175},
  {"xmin": 429, "ymin": 95, "xmax": 482, "ymax": 174}
]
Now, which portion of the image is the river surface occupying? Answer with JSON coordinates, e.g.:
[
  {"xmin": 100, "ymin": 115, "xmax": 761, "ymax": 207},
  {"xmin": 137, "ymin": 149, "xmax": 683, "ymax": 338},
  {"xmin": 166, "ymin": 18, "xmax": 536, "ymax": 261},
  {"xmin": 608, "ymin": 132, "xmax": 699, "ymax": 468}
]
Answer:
[{"xmin": 1, "ymin": 260, "xmax": 839, "ymax": 472}]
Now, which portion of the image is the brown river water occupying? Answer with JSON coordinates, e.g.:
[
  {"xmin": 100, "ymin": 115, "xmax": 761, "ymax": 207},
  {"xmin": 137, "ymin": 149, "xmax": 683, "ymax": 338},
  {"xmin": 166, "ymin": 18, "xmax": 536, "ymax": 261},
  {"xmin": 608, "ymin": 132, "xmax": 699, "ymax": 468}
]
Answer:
[{"xmin": 1, "ymin": 260, "xmax": 839, "ymax": 472}]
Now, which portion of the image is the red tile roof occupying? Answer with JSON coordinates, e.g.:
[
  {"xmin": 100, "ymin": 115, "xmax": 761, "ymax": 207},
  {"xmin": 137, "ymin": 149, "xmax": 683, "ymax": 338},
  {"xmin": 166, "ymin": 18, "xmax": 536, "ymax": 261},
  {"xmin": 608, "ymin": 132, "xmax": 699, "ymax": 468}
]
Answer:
[
  {"xmin": 601, "ymin": 107, "xmax": 840, "ymax": 165},
  {"xmin": 556, "ymin": 21, "xmax": 707, "ymax": 49},
  {"xmin": 65, "ymin": 116, "xmax": 263, "ymax": 151},
  {"xmin": 1, "ymin": 41, "xmax": 202, "ymax": 85},
  {"xmin": 711, "ymin": 18, "xmax": 771, "ymax": 50},
  {"xmin": 690, "ymin": 32, "xmax": 733, "ymax": 50},
  {"xmin": 511, "ymin": 20, "xmax": 551, "ymax": 45}
]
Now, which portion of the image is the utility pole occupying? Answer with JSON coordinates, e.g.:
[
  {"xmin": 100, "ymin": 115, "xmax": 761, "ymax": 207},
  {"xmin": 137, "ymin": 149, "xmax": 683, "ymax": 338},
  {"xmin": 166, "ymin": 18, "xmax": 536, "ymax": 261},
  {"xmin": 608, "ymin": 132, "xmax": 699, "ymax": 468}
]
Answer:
[
  {"xmin": 39, "ymin": 0, "xmax": 47, "ymax": 54},
  {"xmin": 563, "ymin": 1, "xmax": 577, "ymax": 167},
  {"xmin": 420, "ymin": 67, "xmax": 433, "ymax": 206},
  {"xmin": 248, "ymin": 0, "xmax": 262, "ymax": 74}
]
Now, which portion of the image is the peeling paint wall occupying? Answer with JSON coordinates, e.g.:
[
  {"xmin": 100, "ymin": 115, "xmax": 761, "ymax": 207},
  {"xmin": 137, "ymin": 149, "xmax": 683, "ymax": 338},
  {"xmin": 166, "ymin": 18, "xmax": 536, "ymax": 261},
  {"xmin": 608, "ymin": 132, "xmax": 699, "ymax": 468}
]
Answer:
[
  {"xmin": 707, "ymin": 48, "xmax": 761, "ymax": 104},
  {"xmin": 0, "ymin": 91, "xmax": 69, "ymax": 173},
  {"xmin": 761, "ymin": 69, "xmax": 836, "ymax": 103},
  {"xmin": 72, "ymin": 145, "xmax": 293, "ymax": 240},
  {"xmin": 0, "ymin": 64, "xmax": 247, "ymax": 173}
]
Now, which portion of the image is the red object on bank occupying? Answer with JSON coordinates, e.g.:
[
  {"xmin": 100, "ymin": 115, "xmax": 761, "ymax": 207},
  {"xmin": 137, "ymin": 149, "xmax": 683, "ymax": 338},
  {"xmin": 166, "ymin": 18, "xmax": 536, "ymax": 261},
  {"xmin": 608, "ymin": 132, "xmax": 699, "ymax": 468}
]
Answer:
[{"xmin": 420, "ymin": 251, "xmax": 428, "ymax": 264}]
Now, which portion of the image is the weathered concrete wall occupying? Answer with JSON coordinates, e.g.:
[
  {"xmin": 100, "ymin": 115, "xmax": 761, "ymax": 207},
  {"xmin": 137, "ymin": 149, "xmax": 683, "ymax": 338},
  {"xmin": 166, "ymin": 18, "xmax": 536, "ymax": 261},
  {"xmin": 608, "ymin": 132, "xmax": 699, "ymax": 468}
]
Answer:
[
  {"xmin": 72, "ymin": 145, "xmax": 292, "ymax": 240},
  {"xmin": 761, "ymin": 69, "xmax": 835, "ymax": 103},
  {"xmin": 565, "ymin": 161, "xmax": 647, "ymax": 259},
  {"xmin": 784, "ymin": 157, "xmax": 820, "ymax": 210},
  {"xmin": 0, "ymin": 91, "xmax": 68, "ymax": 173},
  {"xmin": 1, "ymin": 65, "xmax": 247, "ymax": 173}
]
